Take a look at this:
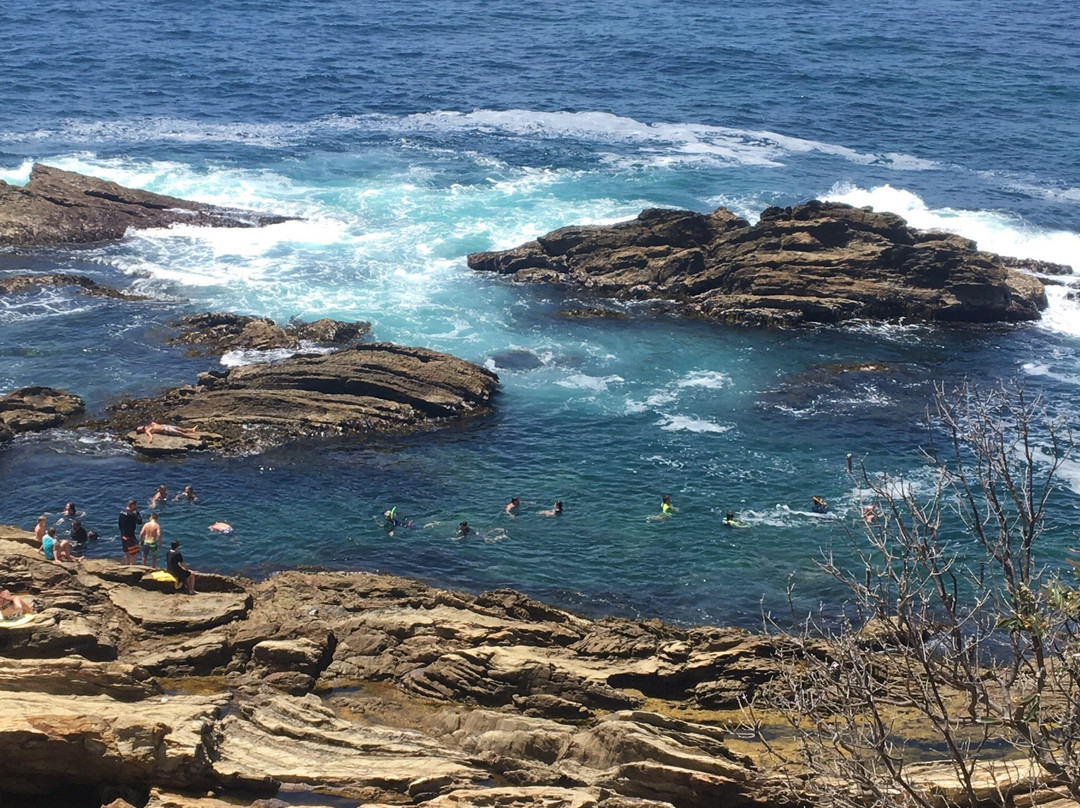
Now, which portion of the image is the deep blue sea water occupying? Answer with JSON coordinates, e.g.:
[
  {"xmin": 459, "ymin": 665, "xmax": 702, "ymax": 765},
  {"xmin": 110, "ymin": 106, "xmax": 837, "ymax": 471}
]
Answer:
[{"xmin": 2, "ymin": 0, "xmax": 1079, "ymax": 627}]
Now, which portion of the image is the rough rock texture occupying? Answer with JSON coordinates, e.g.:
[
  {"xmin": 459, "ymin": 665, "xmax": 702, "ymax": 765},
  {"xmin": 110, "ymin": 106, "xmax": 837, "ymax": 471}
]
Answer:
[
  {"xmin": 0, "ymin": 164, "xmax": 293, "ymax": 246},
  {"xmin": 0, "ymin": 528, "xmax": 780, "ymax": 808},
  {"xmin": 468, "ymin": 201, "xmax": 1053, "ymax": 326},
  {"xmin": 101, "ymin": 342, "xmax": 499, "ymax": 454},
  {"xmin": 0, "ymin": 385, "xmax": 85, "ymax": 440},
  {"xmin": 167, "ymin": 312, "xmax": 371, "ymax": 355},
  {"xmin": 0, "ymin": 272, "xmax": 147, "ymax": 300}
]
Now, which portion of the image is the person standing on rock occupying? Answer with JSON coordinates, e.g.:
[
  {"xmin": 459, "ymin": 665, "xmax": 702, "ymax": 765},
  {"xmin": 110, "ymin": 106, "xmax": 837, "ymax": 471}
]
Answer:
[
  {"xmin": 118, "ymin": 499, "xmax": 142, "ymax": 565},
  {"xmin": 166, "ymin": 540, "xmax": 196, "ymax": 595},
  {"xmin": 140, "ymin": 512, "xmax": 162, "ymax": 568}
]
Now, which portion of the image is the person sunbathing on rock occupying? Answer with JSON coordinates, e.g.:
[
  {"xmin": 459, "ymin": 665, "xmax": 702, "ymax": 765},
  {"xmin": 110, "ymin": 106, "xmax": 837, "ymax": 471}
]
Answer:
[
  {"xmin": 0, "ymin": 590, "xmax": 34, "ymax": 620},
  {"xmin": 135, "ymin": 422, "xmax": 202, "ymax": 444}
]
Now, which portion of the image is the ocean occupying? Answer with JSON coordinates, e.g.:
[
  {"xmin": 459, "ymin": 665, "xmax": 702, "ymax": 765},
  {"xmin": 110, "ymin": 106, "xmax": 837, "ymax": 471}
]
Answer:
[{"xmin": 1, "ymin": 0, "xmax": 1079, "ymax": 627}]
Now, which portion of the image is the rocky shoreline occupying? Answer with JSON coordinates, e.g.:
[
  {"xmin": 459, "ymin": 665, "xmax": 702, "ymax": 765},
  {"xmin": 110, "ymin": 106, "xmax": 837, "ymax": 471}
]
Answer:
[
  {"xmin": 0, "ymin": 523, "xmax": 781, "ymax": 808},
  {"xmin": 3, "ymin": 525, "xmax": 1069, "ymax": 808}
]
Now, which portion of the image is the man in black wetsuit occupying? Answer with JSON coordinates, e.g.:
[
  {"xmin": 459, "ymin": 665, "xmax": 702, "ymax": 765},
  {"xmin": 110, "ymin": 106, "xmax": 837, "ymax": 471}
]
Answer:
[
  {"xmin": 118, "ymin": 499, "xmax": 142, "ymax": 565},
  {"xmin": 166, "ymin": 540, "xmax": 196, "ymax": 594}
]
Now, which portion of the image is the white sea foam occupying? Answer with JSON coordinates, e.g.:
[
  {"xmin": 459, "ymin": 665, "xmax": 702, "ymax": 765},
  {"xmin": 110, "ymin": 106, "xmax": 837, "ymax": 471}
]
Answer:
[
  {"xmin": 556, "ymin": 373, "xmax": 623, "ymax": 392},
  {"xmin": 823, "ymin": 184, "xmax": 1080, "ymax": 338},
  {"xmin": 656, "ymin": 414, "xmax": 730, "ymax": 433},
  {"xmin": 676, "ymin": 370, "xmax": 729, "ymax": 389},
  {"xmin": 220, "ymin": 346, "xmax": 334, "ymax": 368},
  {"xmin": 0, "ymin": 110, "xmax": 937, "ymax": 174}
]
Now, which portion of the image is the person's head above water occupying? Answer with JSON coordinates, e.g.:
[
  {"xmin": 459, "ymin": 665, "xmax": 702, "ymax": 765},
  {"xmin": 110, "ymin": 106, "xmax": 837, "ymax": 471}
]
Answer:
[{"xmin": 725, "ymin": 511, "xmax": 735, "ymax": 521}]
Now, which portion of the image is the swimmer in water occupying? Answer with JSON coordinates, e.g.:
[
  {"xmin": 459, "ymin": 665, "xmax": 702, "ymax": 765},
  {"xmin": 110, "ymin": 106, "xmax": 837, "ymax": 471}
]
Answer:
[
  {"xmin": 811, "ymin": 496, "xmax": 829, "ymax": 514},
  {"xmin": 150, "ymin": 484, "xmax": 169, "ymax": 508},
  {"xmin": 208, "ymin": 522, "xmax": 234, "ymax": 535},
  {"xmin": 538, "ymin": 501, "xmax": 563, "ymax": 517},
  {"xmin": 505, "ymin": 497, "xmax": 520, "ymax": 515},
  {"xmin": 723, "ymin": 510, "xmax": 738, "ymax": 527},
  {"xmin": 456, "ymin": 521, "xmax": 472, "ymax": 537},
  {"xmin": 174, "ymin": 485, "xmax": 198, "ymax": 503},
  {"xmin": 862, "ymin": 505, "xmax": 877, "ymax": 525}
]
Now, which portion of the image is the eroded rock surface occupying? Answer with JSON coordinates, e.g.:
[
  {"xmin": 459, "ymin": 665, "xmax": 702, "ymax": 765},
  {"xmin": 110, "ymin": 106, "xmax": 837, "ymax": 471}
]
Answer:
[
  {"xmin": 468, "ymin": 201, "xmax": 1054, "ymax": 326},
  {"xmin": 102, "ymin": 343, "xmax": 499, "ymax": 454},
  {"xmin": 0, "ymin": 385, "xmax": 85, "ymax": 440},
  {"xmin": 167, "ymin": 312, "xmax": 371, "ymax": 355},
  {"xmin": 0, "ymin": 164, "xmax": 292, "ymax": 246},
  {"xmin": 0, "ymin": 528, "xmax": 778, "ymax": 808}
]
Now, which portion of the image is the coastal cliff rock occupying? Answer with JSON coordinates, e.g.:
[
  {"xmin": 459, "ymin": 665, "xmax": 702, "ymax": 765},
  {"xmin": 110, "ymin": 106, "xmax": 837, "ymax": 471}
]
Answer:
[
  {"xmin": 167, "ymin": 312, "xmax": 372, "ymax": 355},
  {"xmin": 0, "ymin": 528, "xmax": 776, "ymax": 808},
  {"xmin": 468, "ymin": 201, "xmax": 1051, "ymax": 326},
  {"xmin": 105, "ymin": 342, "xmax": 499, "ymax": 454},
  {"xmin": 0, "ymin": 385, "xmax": 85, "ymax": 441},
  {"xmin": 0, "ymin": 164, "xmax": 292, "ymax": 247}
]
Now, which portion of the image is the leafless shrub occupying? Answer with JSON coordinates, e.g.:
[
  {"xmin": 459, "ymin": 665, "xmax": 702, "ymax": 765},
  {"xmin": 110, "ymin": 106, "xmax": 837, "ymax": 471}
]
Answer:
[{"xmin": 749, "ymin": 380, "xmax": 1079, "ymax": 807}]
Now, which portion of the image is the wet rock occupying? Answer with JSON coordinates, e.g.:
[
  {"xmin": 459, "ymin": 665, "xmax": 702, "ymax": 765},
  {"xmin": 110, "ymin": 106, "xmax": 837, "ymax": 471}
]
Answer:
[
  {"xmin": 168, "ymin": 312, "xmax": 371, "ymax": 356},
  {"xmin": 0, "ymin": 272, "xmax": 147, "ymax": 300},
  {"xmin": 105, "ymin": 343, "xmax": 499, "ymax": 455},
  {"xmin": 0, "ymin": 164, "xmax": 292, "ymax": 247},
  {"xmin": 0, "ymin": 385, "xmax": 85, "ymax": 435},
  {"xmin": 490, "ymin": 349, "xmax": 544, "ymax": 370},
  {"xmin": 469, "ymin": 201, "xmax": 1048, "ymax": 326}
]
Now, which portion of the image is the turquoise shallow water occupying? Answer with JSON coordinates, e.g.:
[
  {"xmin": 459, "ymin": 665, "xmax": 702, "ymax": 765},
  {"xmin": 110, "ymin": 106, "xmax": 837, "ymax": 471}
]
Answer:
[{"xmin": 1, "ymin": 0, "xmax": 1079, "ymax": 626}]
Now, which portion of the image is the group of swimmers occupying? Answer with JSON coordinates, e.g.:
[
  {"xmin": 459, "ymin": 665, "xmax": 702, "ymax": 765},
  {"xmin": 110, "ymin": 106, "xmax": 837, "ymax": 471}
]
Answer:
[{"xmin": 26, "ymin": 483, "xmax": 215, "ymax": 594}]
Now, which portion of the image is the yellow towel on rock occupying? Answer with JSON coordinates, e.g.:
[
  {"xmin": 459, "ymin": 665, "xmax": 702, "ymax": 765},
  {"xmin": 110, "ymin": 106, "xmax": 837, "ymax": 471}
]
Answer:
[{"xmin": 149, "ymin": 570, "xmax": 181, "ymax": 589}]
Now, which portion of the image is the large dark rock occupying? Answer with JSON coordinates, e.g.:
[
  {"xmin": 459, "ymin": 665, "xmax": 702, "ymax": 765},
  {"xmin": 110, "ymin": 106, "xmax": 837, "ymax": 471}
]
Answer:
[
  {"xmin": 0, "ymin": 386, "xmax": 85, "ymax": 438},
  {"xmin": 0, "ymin": 164, "xmax": 292, "ymax": 247},
  {"xmin": 468, "ymin": 201, "xmax": 1054, "ymax": 326},
  {"xmin": 105, "ymin": 343, "xmax": 499, "ymax": 454},
  {"xmin": 167, "ymin": 312, "xmax": 371, "ymax": 355}
]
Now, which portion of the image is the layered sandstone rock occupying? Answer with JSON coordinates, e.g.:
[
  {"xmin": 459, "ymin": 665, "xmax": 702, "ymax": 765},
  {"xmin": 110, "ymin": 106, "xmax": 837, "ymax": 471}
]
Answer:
[
  {"xmin": 0, "ymin": 529, "xmax": 775, "ymax": 807},
  {"xmin": 468, "ymin": 201, "xmax": 1054, "ymax": 326},
  {"xmin": 0, "ymin": 164, "xmax": 291, "ymax": 246},
  {"xmin": 167, "ymin": 312, "xmax": 372, "ymax": 356},
  {"xmin": 101, "ymin": 342, "xmax": 499, "ymax": 454},
  {"xmin": 0, "ymin": 385, "xmax": 85, "ymax": 441}
]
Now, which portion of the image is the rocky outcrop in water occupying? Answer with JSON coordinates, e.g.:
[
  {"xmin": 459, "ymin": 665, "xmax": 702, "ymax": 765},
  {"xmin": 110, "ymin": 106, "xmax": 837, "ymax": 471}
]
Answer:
[
  {"xmin": 167, "ymin": 312, "xmax": 372, "ymax": 356},
  {"xmin": 0, "ymin": 273, "xmax": 147, "ymax": 300},
  {"xmin": 0, "ymin": 386, "xmax": 85, "ymax": 442},
  {"xmin": 468, "ymin": 201, "xmax": 1052, "ymax": 326},
  {"xmin": 0, "ymin": 525, "xmax": 777, "ymax": 808},
  {"xmin": 103, "ymin": 343, "xmax": 499, "ymax": 455},
  {"xmin": 0, "ymin": 164, "xmax": 292, "ymax": 247}
]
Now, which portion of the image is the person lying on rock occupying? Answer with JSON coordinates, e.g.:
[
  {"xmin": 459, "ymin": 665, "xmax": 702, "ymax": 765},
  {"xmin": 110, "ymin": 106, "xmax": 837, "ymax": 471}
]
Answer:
[
  {"xmin": 0, "ymin": 590, "xmax": 34, "ymax": 619},
  {"xmin": 166, "ymin": 540, "xmax": 197, "ymax": 595},
  {"xmin": 135, "ymin": 422, "xmax": 202, "ymax": 443}
]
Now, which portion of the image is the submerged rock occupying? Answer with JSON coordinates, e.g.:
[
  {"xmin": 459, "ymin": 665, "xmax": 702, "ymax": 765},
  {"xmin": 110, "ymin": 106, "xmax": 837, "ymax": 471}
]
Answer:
[
  {"xmin": 0, "ymin": 164, "xmax": 293, "ymax": 247},
  {"xmin": 469, "ymin": 201, "xmax": 1051, "ymax": 326},
  {"xmin": 104, "ymin": 342, "xmax": 499, "ymax": 454}
]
